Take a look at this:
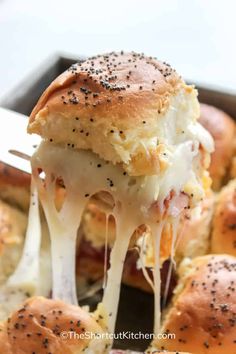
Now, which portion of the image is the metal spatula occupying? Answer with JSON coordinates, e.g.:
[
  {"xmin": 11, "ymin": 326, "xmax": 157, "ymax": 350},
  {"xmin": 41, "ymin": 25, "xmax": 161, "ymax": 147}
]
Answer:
[{"xmin": 0, "ymin": 107, "xmax": 40, "ymax": 173}]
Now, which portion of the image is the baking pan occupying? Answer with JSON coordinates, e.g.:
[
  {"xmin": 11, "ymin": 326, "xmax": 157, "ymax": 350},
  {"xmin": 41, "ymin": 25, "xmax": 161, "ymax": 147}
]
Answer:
[{"xmin": 0, "ymin": 54, "xmax": 236, "ymax": 351}]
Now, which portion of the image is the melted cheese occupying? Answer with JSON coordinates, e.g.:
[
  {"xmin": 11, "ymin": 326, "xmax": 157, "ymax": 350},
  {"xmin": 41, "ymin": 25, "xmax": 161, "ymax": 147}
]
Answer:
[
  {"xmin": 161, "ymin": 216, "xmax": 180, "ymax": 308},
  {"xmin": 139, "ymin": 237, "xmax": 155, "ymax": 291},
  {"xmin": 0, "ymin": 179, "xmax": 45, "ymax": 320},
  {"xmin": 7, "ymin": 180, "xmax": 41, "ymax": 291},
  {"xmin": 103, "ymin": 213, "xmax": 110, "ymax": 289},
  {"xmin": 29, "ymin": 132, "xmax": 209, "ymax": 340},
  {"xmin": 150, "ymin": 221, "xmax": 165, "ymax": 335}
]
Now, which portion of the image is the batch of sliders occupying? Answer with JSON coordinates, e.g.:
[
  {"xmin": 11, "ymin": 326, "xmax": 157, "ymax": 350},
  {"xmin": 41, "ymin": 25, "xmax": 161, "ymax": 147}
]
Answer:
[{"xmin": 0, "ymin": 51, "xmax": 236, "ymax": 354}]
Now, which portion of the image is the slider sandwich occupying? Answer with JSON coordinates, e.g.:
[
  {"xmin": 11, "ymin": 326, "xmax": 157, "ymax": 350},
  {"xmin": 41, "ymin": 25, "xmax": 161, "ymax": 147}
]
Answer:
[
  {"xmin": 153, "ymin": 255, "xmax": 236, "ymax": 353},
  {"xmin": 0, "ymin": 200, "xmax": 27, "ymax": 287},
  {"xmin": 199, "ymin": 103, "xmax": 236, "ymax": 191},
  {"xmin": 0, "ymin": 295, "xmax": 192, "ymax": 353},
  {"xmin": 0, "ymin": 296, "xmax": 109, "ymax": 353},
  {"xmin": 24, "ymin": 52, "xmax": 213, "ymax": 341},
  {"xmin": 211, "ymin": 178, "xmax": 236, "ymax": 256},
  {"xmin": 0, "ymin": 162, "xmax": 31, "ymax": 212}
]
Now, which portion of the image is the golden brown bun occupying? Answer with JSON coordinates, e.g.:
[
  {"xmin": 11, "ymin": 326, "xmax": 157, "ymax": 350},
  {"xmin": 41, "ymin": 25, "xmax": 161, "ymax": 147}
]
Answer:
[
  {"xmin": 154, "ymin": 254, "xmax": 236, "ymax": 353},
  {"xmin": 0, "ymin": 296, "xmax": 108, "ymax": 354},
  {"xmin": 28, "ymin": 52, "xmax": 199, "ymax": 176},
  {"xmin": 199, "ymin": 103, "xmax": 236, "ymax": 190},
  {"xmin": 0, "ymin": 162, "xmax": 30, "ymax": 212},
  {"xmin": 0, "ymin": 199, "xmax": 27, "ymax": 285},
  {"xmin": 175, "ymin": 190, "xmax": 214, "ymax": 263},
  {"xmin": 211, "ymin": 179, "xmax": 236, "ymax": 256}
]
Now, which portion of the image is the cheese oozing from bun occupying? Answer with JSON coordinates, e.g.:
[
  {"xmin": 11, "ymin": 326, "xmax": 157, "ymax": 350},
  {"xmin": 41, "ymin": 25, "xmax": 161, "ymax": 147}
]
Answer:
[{"xmin": 26, "ymin": 52, "xmax": 214, "ymax": 340}]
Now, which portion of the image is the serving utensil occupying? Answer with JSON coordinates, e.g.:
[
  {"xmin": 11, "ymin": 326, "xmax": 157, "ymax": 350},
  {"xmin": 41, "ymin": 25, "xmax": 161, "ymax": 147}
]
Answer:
[
  {"xmin": 0, "ymin": 106, "xmax": 104, "ymax": 302},
  {"xmin": 0, "ymin": 107, "xmax": 40, "ymax": 173}
]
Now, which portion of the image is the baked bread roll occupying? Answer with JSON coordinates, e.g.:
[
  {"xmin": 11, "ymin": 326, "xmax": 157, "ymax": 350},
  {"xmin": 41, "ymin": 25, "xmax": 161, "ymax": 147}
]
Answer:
[
  {"xmin": 199, "ymin": 103, "xmax": 236, "ymax": 190},
  {"xmin": 0, "ymin": 162, "xmax": 30, "ymax": 212},
  {"xmin": 29, "ymin": 53, "xmax": 213, "ymax": 178},
  {"xmin": 211, "ymin": 179, "xmax": 236, "ymax": 256},
  {"xmin": 26, "ymin": 52, "xmax": 213, "ymax": 337},
  {"xmin": 0, "ymin": 296, "xmax": 108, "ymax": 354},
  {"xmin": 153, "ymin": 254, "xmax": 236, "ymax": 353},
  {"xmin": 0, "ymin": 199, "xmax": 27, "ymax": 285}
]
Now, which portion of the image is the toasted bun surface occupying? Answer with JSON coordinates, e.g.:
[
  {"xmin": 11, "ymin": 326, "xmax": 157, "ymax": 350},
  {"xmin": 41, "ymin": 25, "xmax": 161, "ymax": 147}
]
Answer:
[
  {"xmin": 28, "ymin": 52, "xmax": 200, "ymax": 176},
  {"xmin": 154, "ymin": 255, "xmax": 236, "ymax": 353},
  {"xmin": 0, "ymin": 199, "xmax": 27, "ymax": 285},
  {"xmin": 211, "ymin": 179, "xmax": 236, "ymax": 256},
  {"xmin": 0, "ymin": 162, "xmax": 30, "ymax": 211},
  {"xmin": 199, "ymin": 103, "xmax": 236, "ymax": 190},
  {"xmin": 0, "ymin": 296, "xmax": 107, "ymax": 354}
]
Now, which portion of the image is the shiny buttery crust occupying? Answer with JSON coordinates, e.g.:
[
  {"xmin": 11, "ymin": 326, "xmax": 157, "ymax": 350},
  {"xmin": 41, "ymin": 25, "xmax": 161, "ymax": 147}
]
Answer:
[
  {"xmin": 0, "ymin": 199, "xmax": 27, "ymax": 284},
  {"xmin": 199, "ymin": 103, "xmax": 236, "ymax": 190},
  {"xmin": 211, "ymin": 179, "xmax": 236, "ymax": 256},
  {"xmin": 0, "ymin": 162, "xmax": 30, "ymax": 212},
  {"xmin": 0, "ymin": 296, "xmax": 107, "ymax": 354},
  {"xmin": 28, "ymin": 52, "xmax": 198, "ymax": 176},
  {"xmin": 154, "ymin": 255, "xmax": 236, "ymax": 353}
]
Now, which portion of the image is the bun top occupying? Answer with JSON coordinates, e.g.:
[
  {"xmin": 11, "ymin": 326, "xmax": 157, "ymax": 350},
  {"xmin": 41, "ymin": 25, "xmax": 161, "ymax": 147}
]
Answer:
[
  {"xmin": 28, "ymin": 52, "xmax": 202, "ymax": 176},
  {"xmin": 0, "ymin": 162, "xmax": 31, "ymax": 211},
  {"xmin": 154, "ymin": 254, "xmax": 236, "ymax": 353},
  {"xmin": 29, "ymin": 51, "xmax": 182, "ymax": 127},
  {"xmin": 211, "ymin": 179, "xmax": 236, "ymax": 256},
  {"xmin": 199, "ymin": 103, "xmax": 236, "ymax": 190},
  {"xmin": 0, "ymin": 296, "xmax": 108, "ymax": 354},
  {"xmin": 0, "ymin": 199, "xmax": 26, "ymax": 286}
]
